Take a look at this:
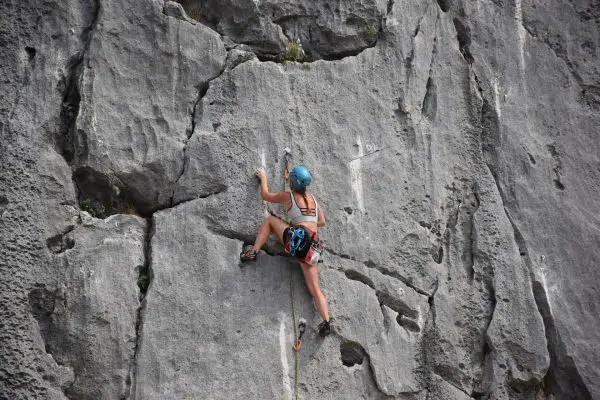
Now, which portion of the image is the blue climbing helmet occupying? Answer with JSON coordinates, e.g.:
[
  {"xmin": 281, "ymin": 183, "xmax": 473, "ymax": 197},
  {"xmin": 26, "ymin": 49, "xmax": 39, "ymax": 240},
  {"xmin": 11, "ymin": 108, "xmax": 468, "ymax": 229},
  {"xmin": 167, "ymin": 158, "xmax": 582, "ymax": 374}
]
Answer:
[{"xmin": 289, "ymin": 165, "xmax": 312, "ymax": 190}]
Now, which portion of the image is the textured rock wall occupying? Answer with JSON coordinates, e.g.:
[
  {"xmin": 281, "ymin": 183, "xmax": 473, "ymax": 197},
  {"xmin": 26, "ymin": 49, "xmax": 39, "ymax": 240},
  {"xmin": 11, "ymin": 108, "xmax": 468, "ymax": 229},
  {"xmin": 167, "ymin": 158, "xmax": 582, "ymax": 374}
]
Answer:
[{"xmin": 1, "ymin": 0, "xmax": 598, "ymax": 399}]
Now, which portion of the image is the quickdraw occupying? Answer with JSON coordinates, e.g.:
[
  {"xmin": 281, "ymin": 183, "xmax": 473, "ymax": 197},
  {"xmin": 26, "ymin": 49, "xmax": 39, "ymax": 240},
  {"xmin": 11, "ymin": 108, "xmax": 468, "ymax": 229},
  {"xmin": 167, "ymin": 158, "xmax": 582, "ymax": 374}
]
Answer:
[{"xmin": 292, "ymin": 318, "xmax": 307, "ymax": 352}]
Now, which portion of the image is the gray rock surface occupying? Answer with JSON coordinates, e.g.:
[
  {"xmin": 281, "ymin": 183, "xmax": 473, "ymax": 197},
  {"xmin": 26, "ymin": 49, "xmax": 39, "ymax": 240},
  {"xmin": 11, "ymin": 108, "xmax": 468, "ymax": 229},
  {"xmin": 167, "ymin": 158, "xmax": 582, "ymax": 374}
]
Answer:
[
  {"xmin": 163, "ymin": 1, "xmax": 197, "ymax": 24},
  {"xmin": 71, "ymin": 0, "xmax": 227, "ymax": 214},
  {"xmin": 1, "ymin": 0, "xmax": 599, "ymax": 399},
  {"xmin": 39, "ymin": 214, "xmax": 147, "ymax": 399}
]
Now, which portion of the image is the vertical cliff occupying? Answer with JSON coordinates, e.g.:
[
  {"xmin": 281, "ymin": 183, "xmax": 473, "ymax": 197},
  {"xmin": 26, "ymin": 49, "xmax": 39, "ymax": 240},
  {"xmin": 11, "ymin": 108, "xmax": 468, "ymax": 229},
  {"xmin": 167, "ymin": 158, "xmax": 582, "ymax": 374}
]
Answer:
[{"xmin": 1, "ymin": 0, "xmax": 598, "ymax": 399}]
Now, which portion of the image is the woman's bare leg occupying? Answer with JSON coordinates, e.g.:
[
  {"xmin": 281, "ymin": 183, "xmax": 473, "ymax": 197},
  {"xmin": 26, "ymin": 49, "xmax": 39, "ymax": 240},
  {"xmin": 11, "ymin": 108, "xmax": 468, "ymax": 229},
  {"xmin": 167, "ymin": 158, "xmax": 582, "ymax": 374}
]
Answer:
[
  {"xmin": 300, "ymin": 262, "xmax": 329, "ymax": 321},
  {"xmin": 252, "ymin": 215, "xmax": 288, "ymax": 252}
]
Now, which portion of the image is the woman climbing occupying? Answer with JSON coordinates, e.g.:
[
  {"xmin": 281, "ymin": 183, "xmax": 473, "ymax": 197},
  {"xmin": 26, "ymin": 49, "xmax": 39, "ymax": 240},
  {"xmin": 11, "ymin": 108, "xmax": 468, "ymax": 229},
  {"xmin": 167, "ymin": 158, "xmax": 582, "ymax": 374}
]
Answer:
[{"xmin": 240, "ymin": 165, "xmax": 332, "ymax": 336}]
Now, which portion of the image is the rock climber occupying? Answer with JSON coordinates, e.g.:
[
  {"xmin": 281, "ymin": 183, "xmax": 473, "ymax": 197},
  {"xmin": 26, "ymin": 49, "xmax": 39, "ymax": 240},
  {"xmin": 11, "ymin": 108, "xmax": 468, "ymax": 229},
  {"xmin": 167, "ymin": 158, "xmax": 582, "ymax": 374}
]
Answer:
[{"xmin": 240, "ymin": 165, "xmax": 332, "ymax": 336}]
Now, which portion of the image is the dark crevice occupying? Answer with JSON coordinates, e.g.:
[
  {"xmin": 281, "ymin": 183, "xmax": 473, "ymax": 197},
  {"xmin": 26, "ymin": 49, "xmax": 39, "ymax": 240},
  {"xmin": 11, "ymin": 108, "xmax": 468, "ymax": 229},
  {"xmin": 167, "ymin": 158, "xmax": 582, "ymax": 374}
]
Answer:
[
  {"xmin": 363, "ymin": 258, "xmax": 430, "ymax": 297},
  {"xmin": 419, "ymin": 220, "xmax": 431, "ymax": 229},
  {"xmin": 25, "ymin": 46, "xmax": 36, "ymax": 65},
  {"xmin": 125, "ymin": 217, "xmax": 155, "ymax": 400},
  {"xmin": 340, "ymin": 341, "xmax": 367, "ymax": 367},
  {"xmin": 428, "ymin": 278, "xmax": 439, "ymax": 326},
  {"xmin": 136, "ymin": 219, "xmax": 154, "ymax": 298},
  {"xmin": 422, "ymin": 78, "xmax": 437, "ymax": 121},
  {"xmin": 343, "ymin": 268, "xmax": 421, "ymax": 332},
  {"xmin": 319, "ymin": 44, "xmax": 378, "ymax": 62},
  {"xmin": 169, "ymin": 82, "xmax": 208, "ymax": 207},
  {"xmin": 386, "ymin": 0, "xmax": 394, "ymax": 15},
  {"xmin": 173, "ymin": 188, "xmax": 227, "ymax": 210},
  {"xmin": 171, "ymin": 63, "xmax": 228, "ymax": 206},
  {"xmin": 504, "ymin": 210, "xmax": 591, "ymax": 399},
  {"xmin": 58, "ymin": 52, "xmax": 84, "ymax": 164},
  {"xmin": 396, "ymin": 314, "xmax": 420, "ymax": 332},
  {"xmin": 58, "ymin": 0, "xmax": 100, "ymax": 164},
  {"xmin": 46, "ymin": 224, "xmax": 77, "ymax": 254},
  {"xmin": 187, "ymin": 83, "xmax": 209, "ymax": 141},
  {"xmin": 532, "ymin": 283, "xmax": 592, "ymax": 399},
  {"xmin": 0, "ymin": 194, "xmax": 8, "ymax": 216},
  {"xmin": 204, "ymin": 224, "xmax": 255, "ymax": 247},
  {"xmin": 421, "ymin": 28, "xmax": 438, "ymax": 122},
  {"xmin": 435, "ymin": 0, "xmax": 452, "ymax": 12},
  {"xmin": 547, "ymin": 144, "xmax": 565, "ymax": 191},
  {"xmin": 431, "ymin": 245, "xmax": 443, "ymax": 264},
  {"xmin": 255, "ymin": 40, "xmax": 375, "ymax": 64},
  {"xmin": 453, "ymin": 18, "xmax": 474, "ymax": 64},
  {"xmin": 325, "ymin": 248, "xmax": 357, "ymax": 262},
  {"xmin": 464, "ymin": 190, "xmax": 480, "ymax": 283},
  {"xmin": 553, "ymin": 178, "xmax": 565, "ymax": 191},
  {"xmin": 344, "ymin": 269, "xmax": 375, "ymax": 289},
  {"xmin": 74, "ymin": 166, "xmax": 146, "ymax": 218},
  {"xmin": 374, "ymin": 266, "xmax": 428, "ymax": 297},
  {"xmin": 270, "ymin": 14, "xmax": 380, "ymax": 62},
  {"xmin": 176, "ymin": 1, "xmax": 379, "ymax": 64},
  {"xmin": 376, "ymin": 290, "xmax": 418, "ymax": 321}
]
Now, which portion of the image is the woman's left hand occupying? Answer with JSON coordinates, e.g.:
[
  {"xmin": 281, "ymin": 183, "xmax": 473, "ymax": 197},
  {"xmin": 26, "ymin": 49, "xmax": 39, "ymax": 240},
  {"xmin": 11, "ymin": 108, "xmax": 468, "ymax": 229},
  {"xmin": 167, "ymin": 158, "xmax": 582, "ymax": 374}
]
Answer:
[{"xmin": 255, "ymin": 167, "xmax": 266, "ymax": 181}]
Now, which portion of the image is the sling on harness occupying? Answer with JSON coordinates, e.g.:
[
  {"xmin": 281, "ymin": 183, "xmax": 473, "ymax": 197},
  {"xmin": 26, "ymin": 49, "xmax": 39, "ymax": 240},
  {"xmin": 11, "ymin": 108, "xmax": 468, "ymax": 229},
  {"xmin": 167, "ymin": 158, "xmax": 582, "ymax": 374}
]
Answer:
[{"xmin": 289, "ymin": 227, "xmax": 306, "ymax": 256}]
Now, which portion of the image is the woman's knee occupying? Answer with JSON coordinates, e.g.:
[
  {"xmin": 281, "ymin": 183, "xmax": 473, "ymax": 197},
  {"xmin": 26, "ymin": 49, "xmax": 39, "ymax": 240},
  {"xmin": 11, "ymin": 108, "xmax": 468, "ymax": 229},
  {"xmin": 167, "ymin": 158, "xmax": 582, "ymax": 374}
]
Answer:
[{"xmin": 267, "ymin": 214, "xmax": 283, "ymax": 229}]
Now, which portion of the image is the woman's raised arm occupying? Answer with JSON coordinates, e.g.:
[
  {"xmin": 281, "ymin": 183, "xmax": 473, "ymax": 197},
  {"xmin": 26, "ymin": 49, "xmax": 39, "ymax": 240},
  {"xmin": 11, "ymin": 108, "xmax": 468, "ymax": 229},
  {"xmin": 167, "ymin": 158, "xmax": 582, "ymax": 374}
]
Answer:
[{"xmin": 256, "ymin": 167, "xmax": 289, "ymax": 204}]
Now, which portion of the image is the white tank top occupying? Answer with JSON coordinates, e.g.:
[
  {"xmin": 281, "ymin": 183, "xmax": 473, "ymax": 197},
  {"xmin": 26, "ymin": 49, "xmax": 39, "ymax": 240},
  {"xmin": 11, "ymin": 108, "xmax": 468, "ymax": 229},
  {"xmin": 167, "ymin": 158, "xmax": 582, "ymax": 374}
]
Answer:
[{"xmin": 288, "ymin": 192, "xmax": 318, "ymax": 225}]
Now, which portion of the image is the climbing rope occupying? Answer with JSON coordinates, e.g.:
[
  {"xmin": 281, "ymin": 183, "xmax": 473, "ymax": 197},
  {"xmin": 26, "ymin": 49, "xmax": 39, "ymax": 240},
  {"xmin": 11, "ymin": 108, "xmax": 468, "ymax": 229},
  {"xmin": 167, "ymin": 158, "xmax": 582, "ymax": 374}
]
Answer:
[
  {"xmin": 289, "ymin": 273, "xmax": 300, "ymax": 400},
  {"xmin": 283, "ymin": 148, "xmax": 301, "ymax": 400}
]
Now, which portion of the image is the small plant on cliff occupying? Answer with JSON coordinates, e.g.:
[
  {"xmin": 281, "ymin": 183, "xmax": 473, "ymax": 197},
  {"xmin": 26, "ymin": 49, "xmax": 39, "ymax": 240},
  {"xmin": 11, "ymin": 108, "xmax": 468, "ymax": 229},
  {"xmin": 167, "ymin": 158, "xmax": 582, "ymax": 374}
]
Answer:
[
  {"xmin": 80, "ymin": 198, "xmax": 107, "ymax": 219},
  {"xmin": 137, "ymin": 275, "xmax": 150, "ymax": 294},
  {"xmin": 187, "ymin": 6, "xmax": 202, "ymax": 21},
  {"xmin": 284, "ymin": 39, "xmax": 305, "ymax": 62},
  {"xmin": 365, "ymin": 25, "xmax": 378, "ymax": 41}
]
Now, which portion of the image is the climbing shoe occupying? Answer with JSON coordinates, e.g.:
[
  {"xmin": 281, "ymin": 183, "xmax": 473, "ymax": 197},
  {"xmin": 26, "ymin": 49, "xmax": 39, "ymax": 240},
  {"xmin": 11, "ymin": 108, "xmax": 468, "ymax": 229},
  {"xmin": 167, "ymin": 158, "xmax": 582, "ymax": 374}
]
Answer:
[
  {"xmin": 317, "ymin": 319, "xmax": 332, "ymax": 337},
  {"xmin": 240, "ymin": 248, "xmax": 258, "ymax": 263}
]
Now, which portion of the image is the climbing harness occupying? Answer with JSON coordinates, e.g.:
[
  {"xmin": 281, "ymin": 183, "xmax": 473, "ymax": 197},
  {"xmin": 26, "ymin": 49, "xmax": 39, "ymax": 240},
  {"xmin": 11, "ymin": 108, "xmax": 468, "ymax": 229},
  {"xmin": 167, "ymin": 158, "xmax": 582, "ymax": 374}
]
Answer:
[{"xmin": 286, "ymin": 225, "xmax": 322, "ymax": 264}]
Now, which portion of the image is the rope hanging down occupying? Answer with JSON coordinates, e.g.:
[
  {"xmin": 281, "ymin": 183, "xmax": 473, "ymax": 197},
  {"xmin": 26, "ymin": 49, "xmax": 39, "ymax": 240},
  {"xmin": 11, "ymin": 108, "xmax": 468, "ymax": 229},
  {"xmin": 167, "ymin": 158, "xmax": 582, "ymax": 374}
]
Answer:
[{"xmin": 283, "ymin": 148, "xmax": 302, "ymax": 400}]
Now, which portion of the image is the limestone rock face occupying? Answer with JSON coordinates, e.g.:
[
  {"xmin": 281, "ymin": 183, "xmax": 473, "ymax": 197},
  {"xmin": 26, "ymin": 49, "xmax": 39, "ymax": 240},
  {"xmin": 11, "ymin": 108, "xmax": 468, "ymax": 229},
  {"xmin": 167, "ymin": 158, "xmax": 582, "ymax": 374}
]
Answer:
[
  {"xmin": 1, "ymin": 0, "xmax": 599, "ymax": 399},
  {"xmin": 37, "ymin": 214, "xmax": 147, "ymax": 399},
  {"xmin": 69, "ymin": 0, "xmax": 227, "ymax": 215},
  {"xmin": 176, "ymin": 0, "xmax": 384, "ymax": 59}
]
